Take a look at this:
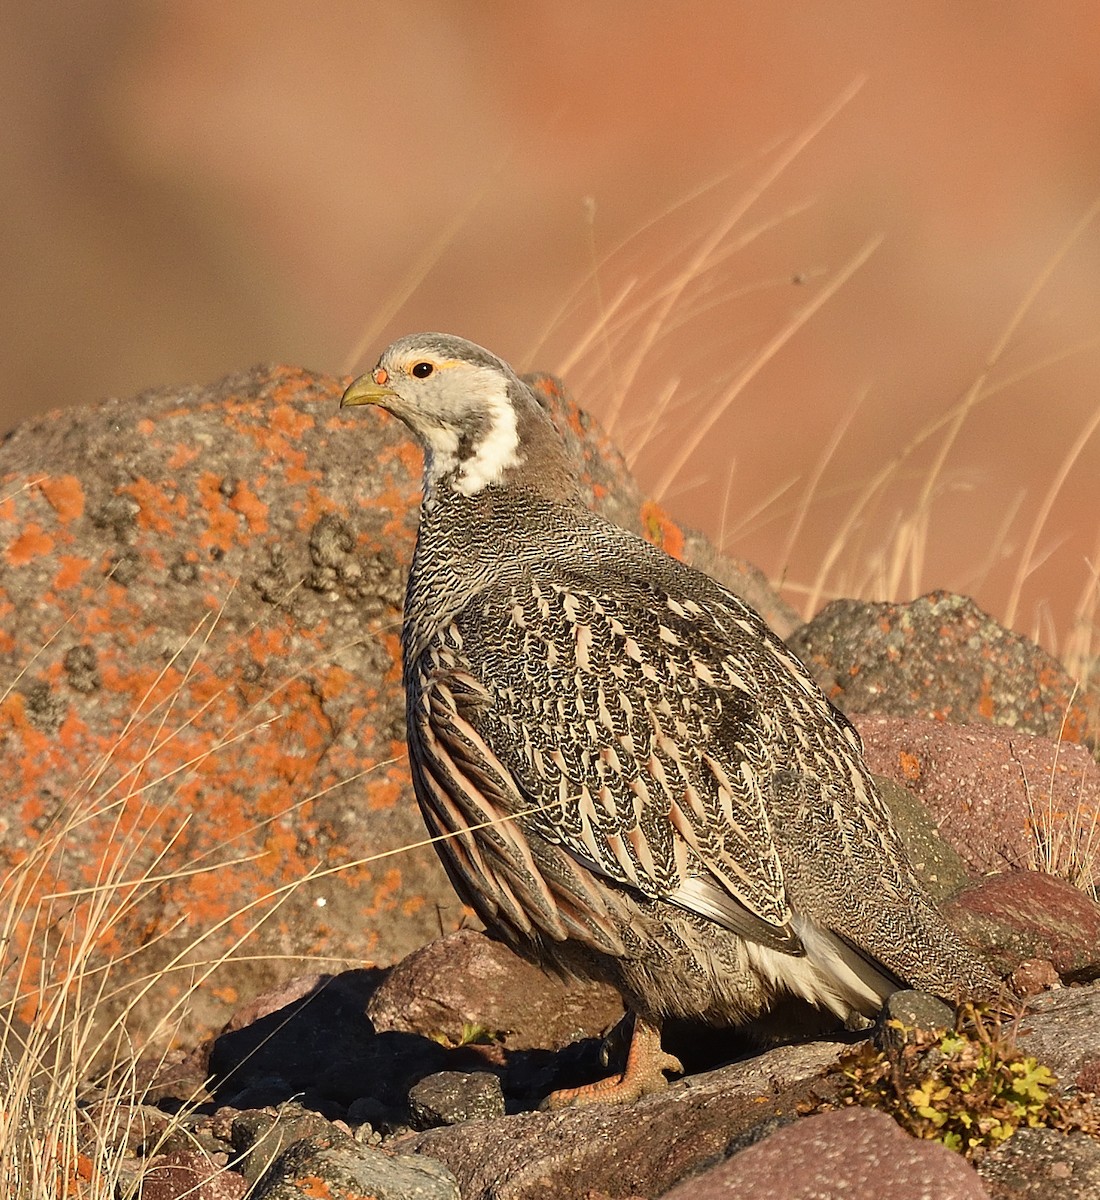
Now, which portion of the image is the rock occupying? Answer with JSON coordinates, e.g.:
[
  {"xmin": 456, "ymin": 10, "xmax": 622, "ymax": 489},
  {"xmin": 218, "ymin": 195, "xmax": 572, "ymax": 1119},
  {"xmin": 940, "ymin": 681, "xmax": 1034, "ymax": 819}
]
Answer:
[
  {"xmin": 877, "ymin": 990, "xmax": 955, "ymax": 1052},
  {"xmin": 873, "ymin": 775, "xmax": 976, "ymax": 900},
  {"xmin": 129, "ymin": 979, "xmax": 1100, "ymax": 1200},
  {"xmin": 408, "ymin": 1071, "xmax": 506, "ymax": 1128},
  {"xmin": 405, "ymin": 1039, "xmax": 843, "ymax": 1200},
  {"xmin": 248, "ymin": 1131, "xmax": 458, "ymax": 1200},
  {"xmin": 788, "ymin": 592, "xmax": 1097, "ymax": 745},
  {"xmin": 229, "ymin": 1103, "xmax": 343, "ymax": 1188},
  {"xmin": 947, "ymin": 872, "xmax": 1100, "ymax": 983},
  {"xmin": 977, "ymin": 1127, "xmax": 1100, "ymax": 1199},
  {"xmin": 1013, "ymin": 983, "xmax": 1100, "ymax": 1084},
  {"xmin": 81, "ymin": 1100, "xmax": 172, "ymax": 1159},
  {"xmin": 221, "ymin": 972, "xmax": 344, "ymax": 1033},
  {"xmin": 401, "ymin": 981, "xmax": 1100, "ymax": 1200},
  {"xmin": 659, "ymin": 1107, "xmax": 990, "ymax": 1200},
  {"xmin": 0, "ymin": 365, "xmax": 784, "ymax": 1054},
  {"xmin": 366, "ymin": 929, "xmax": 624, "ymax": 1051},
  {"xmin": 138, "ymin": 1151, "xmax": 247, "ymax": 1200},
  {"xmin": 857, "ymin": 714, "xmax": 1100, "ymax": 887},
  {"xmin": 210, "ymin": 970, "xmax": 381, "ymax": 1109},
  {"xmin": 1010, "ymin": 958, "xmax": 1062, "ymax": 997}
]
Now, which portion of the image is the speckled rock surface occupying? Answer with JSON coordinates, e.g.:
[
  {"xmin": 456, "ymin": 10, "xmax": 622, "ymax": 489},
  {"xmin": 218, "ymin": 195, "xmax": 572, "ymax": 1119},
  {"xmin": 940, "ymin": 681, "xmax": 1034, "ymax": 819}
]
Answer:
[
  {"xmin": 788, "ymin": 592, "xmax": 1097, "ymax": 746},
  {"xmin": 0, "ymin": 365, "xmax": 782, "ymax": 1052},
  {"xmin": 857, "ymin": 714, "xmax": 1100, "ymax": 886},
  {"xmin": 404, "ymin": 1037, "xmax": 844, "ymax": 1200},
  {"xmin": 873, "ymin": 775, "xmax": 975, "ymax": 901},
  {"xmin": 977, "ymin": 1127, "xmax": 1100, "ymax": 1199},
  {"xmin": 247, "ymin": 1131, "xmax": 459, "ymax": 1200},
  {"xmin": 947, "ymin": 872, "xmax": 1100, "ymax": 983},
  {"xmin": 114, "ymin": 973, "xmax": 1100, "ymax": 1198},
  {"xmin": 1001, "ymin": 978, "xmax": 1100, "ymax": 1088},
  {"xmin": 659, "ymin": 1106, "xmax": 991, "ymax": 1200},
  {"xmin": 366, "ymin": 929, "xmax": 624, "ymax": 1051},
  {"xmin": 138, "ymin": 1151, "xmax": 248, "ymax": 1200}
]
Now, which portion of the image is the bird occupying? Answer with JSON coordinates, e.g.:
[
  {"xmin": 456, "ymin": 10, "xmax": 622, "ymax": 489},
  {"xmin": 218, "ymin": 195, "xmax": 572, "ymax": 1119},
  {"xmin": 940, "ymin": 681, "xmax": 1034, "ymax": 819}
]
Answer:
[{"xmin": 340, "ymin": 333, "xmax": 999, "ymax": 1108}]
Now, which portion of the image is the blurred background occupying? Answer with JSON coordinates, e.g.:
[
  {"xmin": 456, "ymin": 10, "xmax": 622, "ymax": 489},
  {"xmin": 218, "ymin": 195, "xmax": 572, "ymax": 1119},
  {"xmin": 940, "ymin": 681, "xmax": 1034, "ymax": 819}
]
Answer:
[{"xmin": 3, "ymin": 1, "xmax": 1099, "ymax": 667}]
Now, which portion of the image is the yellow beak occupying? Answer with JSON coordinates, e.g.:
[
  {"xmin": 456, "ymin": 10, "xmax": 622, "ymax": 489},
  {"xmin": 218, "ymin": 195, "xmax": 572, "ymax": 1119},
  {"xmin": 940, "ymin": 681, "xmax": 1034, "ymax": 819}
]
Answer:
[{"xmin": 340, "ymin": 375, "xmax": 398, "ymax": 408}]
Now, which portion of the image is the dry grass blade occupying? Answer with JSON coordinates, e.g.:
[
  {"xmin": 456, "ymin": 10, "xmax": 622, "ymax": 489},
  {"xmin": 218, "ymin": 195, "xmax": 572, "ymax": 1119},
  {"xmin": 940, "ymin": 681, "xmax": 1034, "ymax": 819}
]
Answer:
[
  {"xmin": 1004, "ymin": 396, "xmax": 1100, "ymax": 630},
  {"xmin": 1023, "ymin": 686, "xmax": 1100, "ymax": 894},
  {"xmin": 651, "ymin": 234, "xmax": 883, "ymax": 501},
  {"xmin": 1063, "ymin": 545, "xmax": 1100, "ymax": 689},
  {"xmin": 526, "ymin": 163, "xmax": 774, "ymax": 371},
  {"xmin": 778, "ymin": 387, "xmax": 867, "ymax": 573},
  {"xmin": 605, "ymin": 80, "xmax": 867, "ymax": 437}
]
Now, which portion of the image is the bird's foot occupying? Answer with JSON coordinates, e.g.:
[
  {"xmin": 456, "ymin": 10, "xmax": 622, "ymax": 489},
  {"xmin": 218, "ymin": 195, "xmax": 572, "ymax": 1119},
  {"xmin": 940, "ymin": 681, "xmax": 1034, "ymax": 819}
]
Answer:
[{"xmin": 542, "ymin": 1014, "xmax": 683, "ymax": 1110}]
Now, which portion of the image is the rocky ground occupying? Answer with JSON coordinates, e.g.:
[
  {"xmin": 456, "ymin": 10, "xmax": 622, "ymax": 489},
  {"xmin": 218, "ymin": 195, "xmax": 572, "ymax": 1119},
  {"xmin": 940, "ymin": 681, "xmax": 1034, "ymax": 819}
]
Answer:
[{"xmin": 1, "ymin": 366, "xmax": 1098, "ymax": 1198}]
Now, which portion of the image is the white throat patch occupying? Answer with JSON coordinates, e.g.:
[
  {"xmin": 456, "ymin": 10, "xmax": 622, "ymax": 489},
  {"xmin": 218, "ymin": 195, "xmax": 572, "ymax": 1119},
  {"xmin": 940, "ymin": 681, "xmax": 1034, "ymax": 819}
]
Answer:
[{"xmin": 450, "ymin": 369, "xmax": 523, "ymax": 496}]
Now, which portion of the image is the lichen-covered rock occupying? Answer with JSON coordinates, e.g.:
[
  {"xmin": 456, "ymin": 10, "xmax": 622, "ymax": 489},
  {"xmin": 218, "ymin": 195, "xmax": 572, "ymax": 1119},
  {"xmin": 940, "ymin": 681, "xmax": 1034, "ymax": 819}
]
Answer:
[
  {"xmin": 0, "ymin": 365, "xmax": 776, "ymax": 1052},
  {"xmin": 230, "ymin": 1103, "xmax": 359, "ymax": 1188},
  {"xmin": 788, "ymin": 592, "xmax": 1097, "ymax": 746},
  {"xmin": 248, "ymin": 1130, "xmax": 458, "ymax": 1200},
  {"xmin": 408, "ymin": 1071, "xmax": 506, "ymax": 1128},
  {"xmin": 857, "ymin": 714, "xmax": 1100, "ymax": 888}
]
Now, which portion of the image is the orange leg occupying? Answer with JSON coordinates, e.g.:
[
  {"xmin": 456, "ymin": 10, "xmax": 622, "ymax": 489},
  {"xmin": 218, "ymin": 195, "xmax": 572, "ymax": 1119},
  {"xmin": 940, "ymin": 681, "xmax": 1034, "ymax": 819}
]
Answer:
[{"xmin": 543, "ymin": 1013, "xmax": 683, "ymax": 1110}]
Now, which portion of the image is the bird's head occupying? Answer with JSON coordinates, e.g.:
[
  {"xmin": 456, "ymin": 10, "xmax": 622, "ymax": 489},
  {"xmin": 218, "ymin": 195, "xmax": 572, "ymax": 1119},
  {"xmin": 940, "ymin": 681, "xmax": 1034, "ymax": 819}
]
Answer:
[{"xmin": 341, "ymin": 333, "xmax": 577, "ymax": 501}]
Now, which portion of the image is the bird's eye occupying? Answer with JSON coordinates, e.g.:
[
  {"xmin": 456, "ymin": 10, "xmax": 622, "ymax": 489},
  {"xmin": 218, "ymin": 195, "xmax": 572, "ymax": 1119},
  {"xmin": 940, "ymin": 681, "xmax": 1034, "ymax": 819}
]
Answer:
[{"xmin": 411, "ymin": 362, "xmax": 434, "ymax": 379}]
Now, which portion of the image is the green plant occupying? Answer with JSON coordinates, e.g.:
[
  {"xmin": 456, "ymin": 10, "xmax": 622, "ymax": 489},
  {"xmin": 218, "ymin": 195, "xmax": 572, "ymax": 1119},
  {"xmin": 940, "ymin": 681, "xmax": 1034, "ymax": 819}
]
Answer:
[
  {"xmin": 428, "ymin": 1021, "xmax": 501, "ymax": 1049},
  {"xmin": 826, "ymin": 1004, "xmax": 1100, "ymax": 1157}
]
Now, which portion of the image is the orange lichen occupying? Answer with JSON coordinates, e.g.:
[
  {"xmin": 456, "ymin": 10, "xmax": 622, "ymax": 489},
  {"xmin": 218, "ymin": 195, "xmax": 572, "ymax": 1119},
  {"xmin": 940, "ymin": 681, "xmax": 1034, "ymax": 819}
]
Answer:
[
  {"xmin": 270, "ymin": 402, "xmax": 315, "ymax": 441},
  {"xmin": 377, "ymin": 438, "xmax": 423, "ymax": 481},
  {"xmin": 366, "ymin": 775, "xmax": 402, "ymax": 812},
  {"xmin": 52, "ymin": 555, "xmax": 93, "ymax": 591},
  {"xmin": 228, "ymin": 480, "xmax": 269, "ymax": 532},
  {"xmin": 898, "ymin": 750, "xmax": 922, "ymax": 782},
  {"xmin": 121, "ymin": 477, "xmax": 186, "ymax": 535},
  {"xmin": 566, "ymin": 404, "xmax": 587, "ymax": 437},
  {"xmin": 196, "ymin": 472, "xmax": 239, "ymax": 552},
  {"xmin": 167, "ymin": 443, "xmax": 202, "ymax": 470},
  {"xmin": 640, "ymin": 500, "xmax": 685, "ymax": 560},
  {"xmin": 292, "ymin": 1177, "xmax": 333, "ymax": 1199},
  {"xmin": 38, "ymin": 474, "xmax": 85, "ymax": 522},
  {"xmin": 530, "ymin": 375, "xmax": 563, "ymax": 402},
  {"xmin": 5, "ymin": 523, "xmax": 54, "ymax": 565},
  {"xmin": 364, "ymin": 867, "xmax": 403, "ymax": 916},
  {"xmin": 977, "ymin": 676, "xmax": 996, "ymax": 720}
]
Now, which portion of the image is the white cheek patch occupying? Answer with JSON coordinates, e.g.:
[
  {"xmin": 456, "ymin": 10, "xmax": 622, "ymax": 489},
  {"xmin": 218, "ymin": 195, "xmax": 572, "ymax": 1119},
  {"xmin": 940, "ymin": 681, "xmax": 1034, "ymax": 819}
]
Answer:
[{"xmin": 451, "ymin": 371, "xmax": 523, "ymax": 496}]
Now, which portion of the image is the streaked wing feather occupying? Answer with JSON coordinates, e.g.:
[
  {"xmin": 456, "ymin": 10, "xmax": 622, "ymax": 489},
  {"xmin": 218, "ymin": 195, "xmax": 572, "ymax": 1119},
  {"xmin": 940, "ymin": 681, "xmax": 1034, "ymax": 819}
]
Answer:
[
  {"xmin": 410, "ymin": 658, "xmax": 629, "ymax": 956},
  {"xmin": 443, "ymin": 574, "xmax": 809, "ymax": 950}
]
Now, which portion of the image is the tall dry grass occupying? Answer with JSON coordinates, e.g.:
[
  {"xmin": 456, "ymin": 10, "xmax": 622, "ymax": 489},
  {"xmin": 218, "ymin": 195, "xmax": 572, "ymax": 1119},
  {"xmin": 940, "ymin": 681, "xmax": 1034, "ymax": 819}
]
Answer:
[{"xmin": 0, "ymin": 590, "xmax": 404, "ymax": 1195}]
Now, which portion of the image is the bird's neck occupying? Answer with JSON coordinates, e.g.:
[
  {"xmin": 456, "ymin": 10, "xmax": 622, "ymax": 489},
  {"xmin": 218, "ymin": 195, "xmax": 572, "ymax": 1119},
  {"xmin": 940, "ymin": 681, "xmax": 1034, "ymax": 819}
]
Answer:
[
  {"xmin": 403, "ymin": 485, "xmax": 516, "ymax": 642},
  {"xmin": 402, "ymin": 388, "xmax": 583, "ymax": 657},
  {"xmin": 402, "ymin": 481, "xmax": 573, "ymax": 661}
]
